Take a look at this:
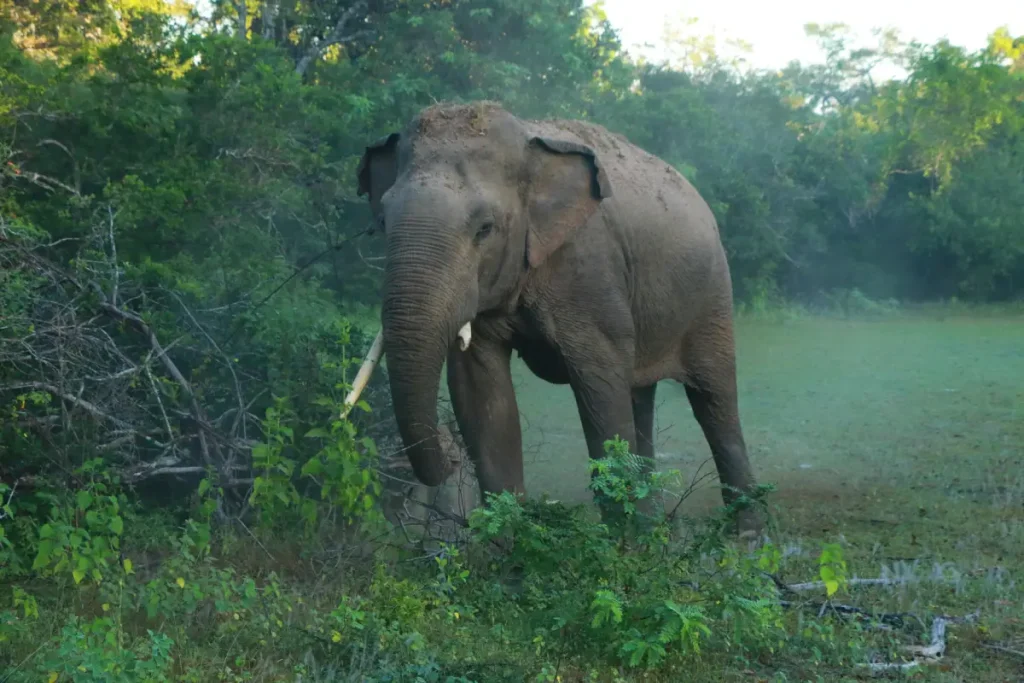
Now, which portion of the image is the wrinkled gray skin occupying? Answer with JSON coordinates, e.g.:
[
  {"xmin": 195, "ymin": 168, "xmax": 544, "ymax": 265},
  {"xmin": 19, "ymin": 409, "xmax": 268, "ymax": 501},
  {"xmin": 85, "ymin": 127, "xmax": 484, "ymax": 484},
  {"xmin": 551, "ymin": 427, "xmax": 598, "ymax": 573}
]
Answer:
[{"xmin": 357, "ymin": 102, "xmax": 762, "ymax": 535}]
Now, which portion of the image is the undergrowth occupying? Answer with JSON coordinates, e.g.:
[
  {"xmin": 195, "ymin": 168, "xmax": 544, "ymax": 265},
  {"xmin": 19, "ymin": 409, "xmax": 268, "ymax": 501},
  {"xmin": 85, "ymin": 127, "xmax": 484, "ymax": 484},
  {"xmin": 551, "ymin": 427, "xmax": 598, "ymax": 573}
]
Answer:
[{"xmin": 1, "ymin": 419, "xmax": 917, "ymax": 683}]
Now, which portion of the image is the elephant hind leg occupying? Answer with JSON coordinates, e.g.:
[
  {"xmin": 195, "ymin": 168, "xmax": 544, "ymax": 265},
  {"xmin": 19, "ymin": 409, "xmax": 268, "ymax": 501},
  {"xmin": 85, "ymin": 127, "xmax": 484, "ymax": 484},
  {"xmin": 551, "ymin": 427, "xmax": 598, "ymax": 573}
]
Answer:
[{"xmin": 681, "ymin": 328, "xmax": 763, "ymax": 535}]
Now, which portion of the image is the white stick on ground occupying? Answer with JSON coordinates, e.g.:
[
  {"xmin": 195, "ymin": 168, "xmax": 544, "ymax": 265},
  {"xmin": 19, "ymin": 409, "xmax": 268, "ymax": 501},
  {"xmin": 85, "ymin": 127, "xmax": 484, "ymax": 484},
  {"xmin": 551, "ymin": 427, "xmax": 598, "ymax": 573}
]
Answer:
[
  {"xmin": 341, "ymin": 328, "xmax": 385, "ymax": 419},
  {"xmin": 457, "ymin": 322, "xmax": 472, "ymax": 351},
  {"xmin": 785, "ymin": 577, "xmax": 906, "ymax": 592},
  {"xmin": 856, "ymin": 612, "xmax": 978, "ymax": 672}
]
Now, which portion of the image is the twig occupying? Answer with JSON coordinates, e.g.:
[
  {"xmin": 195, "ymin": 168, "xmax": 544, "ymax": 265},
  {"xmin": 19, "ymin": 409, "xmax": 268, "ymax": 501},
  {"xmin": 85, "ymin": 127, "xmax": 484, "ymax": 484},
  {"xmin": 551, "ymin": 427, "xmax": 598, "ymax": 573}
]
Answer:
[
  {"xmin": 94, "ymin": 287, "xmax": 219, "ymax": 469},
  {"xmin": 294, "ymin": 0, "xmax": 373, "ymax": 76},
  {"xmin": 235, "ymin": 517, "xmax": 275, "ymax": 561},
  {"xmin": 218, "ymin": 227, "xmax": 370, "ymax": 348},
  {"xmin": 982, "ymin": 643, "xmax": 1024, "ymax": 659},
  {"xmin": 0, "ymin": 640, "xmax": 47, "ymax": 683},
  {"xmin": 784, "ymin": 577, "xmax": 908, "ymax": 592},
  {"xmin": 107, "ymin": 205, "xmax": 119, "ymax": 306},
  {"xmin": 0, "ymin": 480, "xmax": 17, "ymax": 520},
  {"xmin": 142, "ymin": 353, "xmax": 175, "ymax": 445},
  {"xmin": 2, "ymin": 381, "xmax": 129, "ymax": 430},
  {"xmin": 665, "ymin": 457, "xmax": 717, "ymax": 523},
  {"xmin": 171, "ymin": 292, "xmax": 247, "ymax": 442},
  {"xmin": 777, "ymin": 599, "xmax": 914, "ymax": 628}
]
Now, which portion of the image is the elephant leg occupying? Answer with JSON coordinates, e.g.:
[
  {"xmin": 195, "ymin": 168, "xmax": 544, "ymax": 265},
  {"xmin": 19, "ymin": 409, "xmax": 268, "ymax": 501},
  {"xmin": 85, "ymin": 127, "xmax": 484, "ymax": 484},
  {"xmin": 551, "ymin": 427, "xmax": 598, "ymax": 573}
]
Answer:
[
  {"xmin": 632, "ymin": 384, "xmax": 661, "ymax": 516},
  {"xmin": 683, "ymin": 330, "xmax": 763, "ymax": 536},
  {"xmin": 568, "ymin": 365, "xmax": 636, "ymax": 463},
  {"xmin": 632, "ymin": 384, "xmax": 657, "ymax": 460},
  {"xmin": 447, "ymin": 339, "xmax": 524, "ymax": 500},
  {"xmin": 561, "ymin": 339, "xmax": 638, "ymax": 511}
]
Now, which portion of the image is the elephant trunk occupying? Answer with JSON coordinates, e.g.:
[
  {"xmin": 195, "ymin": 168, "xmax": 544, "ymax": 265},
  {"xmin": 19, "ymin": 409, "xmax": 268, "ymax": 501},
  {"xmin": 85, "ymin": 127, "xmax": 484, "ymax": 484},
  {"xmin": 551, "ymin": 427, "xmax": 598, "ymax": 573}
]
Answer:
[{"xmin": 381, "ymin": 224, "xmax": 473, "ymax": 487}]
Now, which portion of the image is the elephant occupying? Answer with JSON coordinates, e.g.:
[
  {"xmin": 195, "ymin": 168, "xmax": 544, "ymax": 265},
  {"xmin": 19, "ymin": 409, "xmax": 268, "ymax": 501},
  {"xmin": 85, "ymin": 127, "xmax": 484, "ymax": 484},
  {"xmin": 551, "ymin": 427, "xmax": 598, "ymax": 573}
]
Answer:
[{"xmin": 352, "ymin": 101, "xmax": 762, "ymax": 535}]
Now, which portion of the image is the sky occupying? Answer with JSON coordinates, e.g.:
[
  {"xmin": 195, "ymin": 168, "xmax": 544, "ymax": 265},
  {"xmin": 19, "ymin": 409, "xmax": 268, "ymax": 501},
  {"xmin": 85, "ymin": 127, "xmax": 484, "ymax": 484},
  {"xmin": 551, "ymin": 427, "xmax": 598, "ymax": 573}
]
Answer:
[{"xmin": 591, "ymin": 0, "xmax": 1024, "ymax": 72}]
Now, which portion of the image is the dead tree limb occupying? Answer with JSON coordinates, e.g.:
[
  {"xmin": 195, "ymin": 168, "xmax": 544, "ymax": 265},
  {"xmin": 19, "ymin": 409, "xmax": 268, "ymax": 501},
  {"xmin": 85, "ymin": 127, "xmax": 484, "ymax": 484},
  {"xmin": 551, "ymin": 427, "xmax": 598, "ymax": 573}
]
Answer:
[{"xmin": 295, "ymin": 0, "xmax": 372, "ymax": 76}]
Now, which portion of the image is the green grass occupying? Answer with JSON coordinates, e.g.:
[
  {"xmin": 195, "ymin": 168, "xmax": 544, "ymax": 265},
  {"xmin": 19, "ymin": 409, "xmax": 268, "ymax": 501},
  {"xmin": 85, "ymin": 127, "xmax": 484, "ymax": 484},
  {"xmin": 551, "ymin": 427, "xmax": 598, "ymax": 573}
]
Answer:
[{"xmin": 496, "ymin": 310, "xmax": 1024, "ymax": 680}]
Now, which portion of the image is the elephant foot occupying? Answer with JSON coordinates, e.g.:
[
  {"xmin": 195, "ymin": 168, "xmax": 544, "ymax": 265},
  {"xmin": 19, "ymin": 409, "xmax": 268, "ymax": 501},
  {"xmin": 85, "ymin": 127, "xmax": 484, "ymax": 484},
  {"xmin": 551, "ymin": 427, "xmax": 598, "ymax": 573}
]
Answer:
[{"xmin": 734, "ymin": 506, "xmax": 766, "ymax": 540}]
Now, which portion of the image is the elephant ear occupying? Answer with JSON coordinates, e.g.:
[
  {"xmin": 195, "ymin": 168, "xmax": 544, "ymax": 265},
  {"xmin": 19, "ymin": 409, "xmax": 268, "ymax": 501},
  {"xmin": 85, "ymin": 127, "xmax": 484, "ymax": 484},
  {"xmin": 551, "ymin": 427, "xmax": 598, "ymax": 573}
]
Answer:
[
  {"xmin": 525, "ymin": 136, "xmax": 612, "ymax": 269},
  {"xmin": 356, "ymin": 132, "xmax": 401, "ymax": 222}
]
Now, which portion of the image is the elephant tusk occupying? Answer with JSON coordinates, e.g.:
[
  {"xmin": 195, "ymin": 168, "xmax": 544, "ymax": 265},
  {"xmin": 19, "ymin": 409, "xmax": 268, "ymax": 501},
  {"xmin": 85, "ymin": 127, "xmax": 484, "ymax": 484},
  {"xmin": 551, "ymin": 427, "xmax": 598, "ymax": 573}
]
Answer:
[
  {"xmin": 341, "ymin": 328, "xmax": 385, "ymax": 420},
  {"xmin": 457, "ymin": 322, "xmax": 472, "ymax": 351}
]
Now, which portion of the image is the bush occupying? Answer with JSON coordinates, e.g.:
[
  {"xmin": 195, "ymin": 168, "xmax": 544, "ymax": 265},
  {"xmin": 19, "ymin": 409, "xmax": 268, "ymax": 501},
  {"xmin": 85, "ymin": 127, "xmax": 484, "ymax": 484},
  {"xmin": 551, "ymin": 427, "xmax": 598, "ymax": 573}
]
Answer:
[{"xmin": 0, "ymin": 433, "xmax": 879, "ymax": 682}]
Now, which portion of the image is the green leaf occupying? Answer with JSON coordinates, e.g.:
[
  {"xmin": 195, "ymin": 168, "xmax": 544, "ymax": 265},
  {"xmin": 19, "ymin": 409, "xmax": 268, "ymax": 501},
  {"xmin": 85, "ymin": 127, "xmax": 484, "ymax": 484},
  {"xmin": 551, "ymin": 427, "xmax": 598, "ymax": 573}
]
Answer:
[
  {"xmin": 300, "ymin": 458, "xmax": 323, "ymax": 477},
  {"xmin": 76, "ymin": 490, "xmax": 93, "ymax": 511},
  {"xmin": 32, "ymin": 540, "xmax": 54, "ymax": 570},
  {"xmin": 109, "ymin": 516, "xmax": 124, "ymax": 535},
  {"xmin": 72, "ymin": 569, "xmax": 85, "ymax": 584}
]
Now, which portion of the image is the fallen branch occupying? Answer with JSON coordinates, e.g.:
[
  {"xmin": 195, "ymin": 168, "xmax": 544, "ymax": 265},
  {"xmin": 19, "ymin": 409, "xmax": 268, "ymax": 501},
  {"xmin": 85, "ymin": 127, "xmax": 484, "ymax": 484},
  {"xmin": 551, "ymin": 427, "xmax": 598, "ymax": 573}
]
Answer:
[
  {"xmin": 858, "ymin": 612, "xmax": 978, "ymax": 672},
  {"xmin": 784, "ymin": 577, "xmax": 908, "ymax": 592},
  {"xmin": 121, "ymin": 455, "xmax": 250, "ymax": 484},
  {"xmin": 774, "ymin": 572, "xmax": 982, "ymax": 673},
  {"xmin": 0, "ymin": 381, "xmax": 166, "ymax": 449},
  {"xmin": 982, "ymin": 643, "xmax": 1024, "ymax": 660},
  {"xmin": 778, "ymin": 600, "xmax": 914, "ymax": 629}
]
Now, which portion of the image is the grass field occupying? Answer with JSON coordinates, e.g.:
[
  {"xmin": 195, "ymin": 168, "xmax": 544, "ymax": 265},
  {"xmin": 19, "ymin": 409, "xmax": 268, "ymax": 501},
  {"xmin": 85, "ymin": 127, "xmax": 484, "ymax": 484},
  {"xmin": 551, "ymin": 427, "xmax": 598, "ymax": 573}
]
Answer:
[{"xmin": 491, "ymin": 308, "xmax": 1024, "ymax": 680}]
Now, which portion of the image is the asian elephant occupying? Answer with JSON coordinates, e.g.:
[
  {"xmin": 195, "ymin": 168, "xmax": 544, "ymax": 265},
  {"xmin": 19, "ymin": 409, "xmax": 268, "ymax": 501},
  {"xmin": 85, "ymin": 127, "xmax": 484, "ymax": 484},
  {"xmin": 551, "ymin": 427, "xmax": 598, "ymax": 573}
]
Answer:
[{"xmin": 354, "ymin": 101, "xmax": 762, "ymax": 535}]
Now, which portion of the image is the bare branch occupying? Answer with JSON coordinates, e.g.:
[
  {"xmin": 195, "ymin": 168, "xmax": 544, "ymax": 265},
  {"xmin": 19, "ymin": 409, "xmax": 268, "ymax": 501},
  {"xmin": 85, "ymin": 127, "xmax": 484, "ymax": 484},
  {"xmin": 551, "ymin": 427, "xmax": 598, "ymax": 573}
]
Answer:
[
  {"xmin": 857, "ymin": 612, "xmax": 978, "ymax": 672},
  {"xmin": 92, "ymin": 286, "xmax": 220, "ymax": 468},
  {"xmin": 36, "ymin": 138, "xmax": 81, "ymax": 194},
  {"xmin": 0, "ymin": 481, "xmax": 17, "ymax": 520},
  {"xmin": 107, "ymin": 205, "xmax": 119, "ymax": 306},
  {"xmin": 1, "ymin": 381, "xmax": 131, "ymax": 429},
  {"xmin": 784, "ymin": 577, "xmax": 908, "ymax": 592},
  {"xmin": 171, "ymin": 292, "xmax": 247, "ymax": 441},
  {"xmin": 17, "ymin": 169, "xmax": 80, "ymax": 196},
  {"xmin": 295, "ymin": 0, "xmax": 372, "ymax": 76},
  {"xmin": 983, "ymin": 643, "xmax": 1024, "ymax": 660},
  {"xmin": 143, "ymin": 354, "xmax": 176, "ymax": 445}
]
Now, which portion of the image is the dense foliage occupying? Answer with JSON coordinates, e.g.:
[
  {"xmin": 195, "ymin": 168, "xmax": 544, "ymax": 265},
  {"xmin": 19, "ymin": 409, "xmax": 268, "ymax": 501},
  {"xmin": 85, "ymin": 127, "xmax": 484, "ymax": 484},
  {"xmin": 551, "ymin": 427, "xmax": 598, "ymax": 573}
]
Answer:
[{"xmin": 1, "ymin": 0, "xmax": 1021, "ymax": 679}]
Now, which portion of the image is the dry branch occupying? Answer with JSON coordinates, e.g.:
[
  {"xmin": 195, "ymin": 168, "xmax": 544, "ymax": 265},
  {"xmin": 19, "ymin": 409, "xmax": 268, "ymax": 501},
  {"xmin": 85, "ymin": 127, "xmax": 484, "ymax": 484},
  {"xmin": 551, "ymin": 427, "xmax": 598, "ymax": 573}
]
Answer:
[
  {"xmin": 774, "ymin": 571, "xmax": 982, "ymax": 673},
  {"xmin": 858, "ymin": 612, "xmax": 979, "ymax": 672},
  {"xmin": 982, "ymin": 643, "xmax": 1024, "ymax": 660},
  {"xmin": 294, "ymin": 0, "xmax": 372, "ymax": 76},
  {"xmin": 341, "ymin": 328, "xmax": 384, "ymax": 419},
  {"xmin": 0, "ymin": 212, "xmax": 261, "ymax": 501},
  {"xmin": 784, "ymin": 577, "xmax": 909, "ymax": 592}
]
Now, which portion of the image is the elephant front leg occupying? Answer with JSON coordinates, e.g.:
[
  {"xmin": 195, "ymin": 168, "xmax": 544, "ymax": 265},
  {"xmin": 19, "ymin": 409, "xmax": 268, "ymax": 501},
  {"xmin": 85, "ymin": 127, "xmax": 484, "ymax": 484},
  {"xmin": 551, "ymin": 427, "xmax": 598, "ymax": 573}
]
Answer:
[
  {"xmin": 565, "ymin": 360, "xmax": 641, "ymax": 525},
  {"xmin": 447, "ymin": 340, "xmax": 525, "ymax": 499},
  {"xmin": 563, "ymin": 345, "xmax": 637, "ymax": 471}
]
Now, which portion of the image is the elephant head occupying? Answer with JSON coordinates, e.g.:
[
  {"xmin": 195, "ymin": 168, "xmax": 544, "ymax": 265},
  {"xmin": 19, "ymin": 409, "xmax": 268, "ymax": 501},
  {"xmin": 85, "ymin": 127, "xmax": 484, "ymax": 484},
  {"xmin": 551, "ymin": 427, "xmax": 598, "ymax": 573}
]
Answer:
[{"xmin": 356, "ymin": 102, "xmax": 612, "ymax": 486}]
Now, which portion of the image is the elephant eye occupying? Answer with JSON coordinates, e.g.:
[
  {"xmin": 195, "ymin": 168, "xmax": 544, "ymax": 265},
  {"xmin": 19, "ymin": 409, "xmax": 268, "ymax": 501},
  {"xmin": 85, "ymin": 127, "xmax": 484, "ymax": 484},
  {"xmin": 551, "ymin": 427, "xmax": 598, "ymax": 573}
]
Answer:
[{"xmin": 475, "ymin": 221, "xmax": 495, "ymax": 242}]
